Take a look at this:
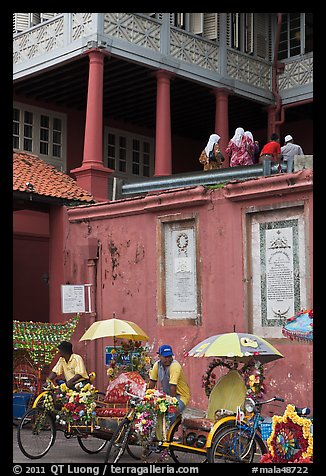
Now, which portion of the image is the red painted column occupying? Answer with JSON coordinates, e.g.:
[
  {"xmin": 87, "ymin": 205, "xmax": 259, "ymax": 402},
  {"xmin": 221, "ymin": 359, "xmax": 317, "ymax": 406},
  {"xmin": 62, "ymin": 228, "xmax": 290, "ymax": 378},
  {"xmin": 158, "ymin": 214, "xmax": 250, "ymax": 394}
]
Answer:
[
  {"xmin": 212, "ymin": 88, "xmax": 230, "ymax": 167},
  {"xmin": 154, "ymin": 70, "xmax": 173, "ymax": 176},
  {"xmin": 71, "ymin": 49, "xmax": 113, "ymax": 201},
  {"xmin": 83, "ymin": 50, "xmax": 104, "ymax": 165}
]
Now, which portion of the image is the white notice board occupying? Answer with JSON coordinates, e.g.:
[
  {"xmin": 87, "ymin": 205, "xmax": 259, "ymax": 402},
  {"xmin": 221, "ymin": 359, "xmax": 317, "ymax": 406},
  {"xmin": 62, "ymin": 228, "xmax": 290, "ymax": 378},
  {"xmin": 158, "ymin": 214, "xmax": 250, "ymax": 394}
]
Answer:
[{"xmin": 61, "ymin": 285, "xmax": 86, "ymax": 314}]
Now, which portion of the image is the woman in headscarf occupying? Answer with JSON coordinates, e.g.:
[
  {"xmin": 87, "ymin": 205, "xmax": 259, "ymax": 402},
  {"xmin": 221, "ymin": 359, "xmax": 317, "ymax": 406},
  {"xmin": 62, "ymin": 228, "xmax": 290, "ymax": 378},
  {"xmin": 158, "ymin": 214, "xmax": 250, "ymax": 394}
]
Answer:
[
  {"xmin": 226, "ymin": 127, "xmax": 253, "ymax": 167},
  {"xmin": 199, "ymin": 133, "xmax": 224, "ymax": 171},
  {"xmin": 244, "ymin": 131, "xmax": 256, "ymax": 163}
]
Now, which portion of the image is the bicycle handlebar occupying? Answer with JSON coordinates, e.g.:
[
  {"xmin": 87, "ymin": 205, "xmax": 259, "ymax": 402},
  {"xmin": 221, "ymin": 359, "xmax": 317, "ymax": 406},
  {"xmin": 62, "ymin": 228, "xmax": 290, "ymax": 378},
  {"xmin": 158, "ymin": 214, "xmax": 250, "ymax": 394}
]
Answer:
[
  {"xmin": 256, "ymin": 396, "xmax": 284, "ymax": 405},
  {"xmin": 124, "ymin": 389, "xmax": 144, "ymax": 401}
]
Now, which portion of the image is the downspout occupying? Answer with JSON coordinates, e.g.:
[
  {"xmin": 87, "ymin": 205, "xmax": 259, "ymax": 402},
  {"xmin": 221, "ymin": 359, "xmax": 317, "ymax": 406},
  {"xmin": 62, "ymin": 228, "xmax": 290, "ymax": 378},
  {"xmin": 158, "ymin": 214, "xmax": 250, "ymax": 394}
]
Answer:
[{"xmin": 272, "ymin": 13, "xmax": 283, "ymax": 131}]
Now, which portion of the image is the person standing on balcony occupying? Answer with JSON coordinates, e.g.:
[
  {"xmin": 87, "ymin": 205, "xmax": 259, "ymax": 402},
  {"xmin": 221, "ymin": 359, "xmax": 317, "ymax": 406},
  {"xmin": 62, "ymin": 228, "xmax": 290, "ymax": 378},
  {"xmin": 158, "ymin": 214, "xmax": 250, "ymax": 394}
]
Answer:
[
  {"xmin": 259, "ymin": 133, "xmax": 282, "ymax": 164},
  {"xmin": 281, "ymin": 135, "xmax": 304, "ymax": 163},
  {"xmin": 199, "ymin": 133, "xmax": 225, "ymax": 171},
  {"xmin": 226, "ymin": 127, "xmax": 254, "ymax": 167},
  {"xmin": 244, "ymin": 131, "xmax": 257, "ymax": 164}
]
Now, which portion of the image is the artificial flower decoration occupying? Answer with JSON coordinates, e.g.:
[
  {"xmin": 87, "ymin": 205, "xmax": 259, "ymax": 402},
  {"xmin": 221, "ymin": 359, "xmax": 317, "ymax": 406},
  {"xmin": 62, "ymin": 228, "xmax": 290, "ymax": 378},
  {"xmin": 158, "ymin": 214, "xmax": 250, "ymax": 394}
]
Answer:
[
  {"xmin": 262, "ymin": 404, "xmax": 313, "ymax": 463},
  {"xmin": 133, "ymin": 389, "xmax": 179, "ymax": 444},
  {"xmin": 202, "ymin": 358, "xmax": 264, "ymax": 399},
  {"xmin": 43, "ymin": 383, "xmax": 98, "ymax": 426},
  {"xmin": 106, "ymin": 340, "xmax": 154, "ymax": 382},
  {"xmin": 202, "ymin": 358, "xmax": 238, "ymax": 397}
]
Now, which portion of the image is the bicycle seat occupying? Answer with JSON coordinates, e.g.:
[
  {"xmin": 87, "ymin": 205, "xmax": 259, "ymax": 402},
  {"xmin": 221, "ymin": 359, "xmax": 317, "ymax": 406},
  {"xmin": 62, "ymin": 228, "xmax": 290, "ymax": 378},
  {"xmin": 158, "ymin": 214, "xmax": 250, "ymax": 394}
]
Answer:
[{"xmin": 295, "ymin": 406, "xmax": 310, "ymax": 416}]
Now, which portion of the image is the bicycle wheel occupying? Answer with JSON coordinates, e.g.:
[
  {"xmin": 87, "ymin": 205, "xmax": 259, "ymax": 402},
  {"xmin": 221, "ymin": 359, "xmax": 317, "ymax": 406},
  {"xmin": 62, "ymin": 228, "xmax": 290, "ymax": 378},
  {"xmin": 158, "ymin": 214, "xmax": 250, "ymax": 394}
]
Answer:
[
  {"xmin": 17, "ymin": 407, "xmax": 56, "ymax": 459},
  {"xmin": 168, "ymin": 418, "xmax": 207, "ymax": 464},
  {"xmin": 77, "ymin": 434, "xmax": 108, "ymax": 454},
  {"xmin": 208, "ymin": 427, "xmax": 265, "ymax": 463},
  {"xmin": 104, "ymin": 418, "xmax": 132, "ymax": 463}
]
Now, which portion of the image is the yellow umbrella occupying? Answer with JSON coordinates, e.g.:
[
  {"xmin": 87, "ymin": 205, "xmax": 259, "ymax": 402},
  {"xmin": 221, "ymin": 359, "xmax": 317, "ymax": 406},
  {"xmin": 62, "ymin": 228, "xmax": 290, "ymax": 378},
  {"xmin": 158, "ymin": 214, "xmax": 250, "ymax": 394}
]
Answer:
[{"xmin": 79, "ymin": 317, "xmax": 149, "ymax": 343}]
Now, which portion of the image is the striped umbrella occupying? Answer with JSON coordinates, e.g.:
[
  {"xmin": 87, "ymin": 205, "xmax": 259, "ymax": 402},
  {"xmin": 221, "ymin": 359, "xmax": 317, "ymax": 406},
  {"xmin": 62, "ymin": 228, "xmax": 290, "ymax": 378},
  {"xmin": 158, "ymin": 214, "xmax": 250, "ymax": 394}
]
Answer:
[{"xmin": 187, "ymin": 332, "xmax": 283, "ymax": 364}]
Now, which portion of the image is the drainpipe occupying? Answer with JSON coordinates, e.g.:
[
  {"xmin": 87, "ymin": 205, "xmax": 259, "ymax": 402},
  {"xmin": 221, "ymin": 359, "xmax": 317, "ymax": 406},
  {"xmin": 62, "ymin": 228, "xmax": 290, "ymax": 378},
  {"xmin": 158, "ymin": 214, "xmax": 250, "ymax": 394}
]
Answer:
[
  {"xmin": 271, "ymin": 13, "xmax": 283, "ymax": 134},
  {"xmin": 275, "ymin": 98, "xmax": 313, "ymax": 126}
]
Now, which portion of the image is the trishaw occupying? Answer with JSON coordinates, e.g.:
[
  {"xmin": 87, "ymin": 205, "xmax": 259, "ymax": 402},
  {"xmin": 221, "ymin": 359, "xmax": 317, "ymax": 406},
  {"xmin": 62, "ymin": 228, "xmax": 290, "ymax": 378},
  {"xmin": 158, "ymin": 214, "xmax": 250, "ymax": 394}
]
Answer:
[
  {"xmin": 16, "ymin": 315, "xmax": 151, "ymax": 459},
  {"xmin": 16, "ymin": 371, "xmax": 147, "ymax": 459},
  {"xmin": 13, "ymin": 316, "xmax": 81, "ymax": 426},
  {"xmin": 104, "ymin": 332, "xmax": 288, "ymax": 464},
  {"xmin": 18, "ymin": 326, "xmax": 308, "ymax": 464},
  {"xmin": 104, "ymin": 370, "xmax": 285, "ymax": 463}
]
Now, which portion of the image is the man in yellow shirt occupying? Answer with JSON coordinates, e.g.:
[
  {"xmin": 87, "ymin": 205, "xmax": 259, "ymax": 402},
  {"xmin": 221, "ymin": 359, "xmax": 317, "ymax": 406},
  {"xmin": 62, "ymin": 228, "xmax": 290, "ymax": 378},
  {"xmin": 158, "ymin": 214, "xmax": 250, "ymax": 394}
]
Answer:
[
  {"xmin": 148, "ymin": 344, "xmax": 190, "ymax": 423},
  {"xmin": 47, "ymin": 341, "xmax": 90, "ymax": 390}
]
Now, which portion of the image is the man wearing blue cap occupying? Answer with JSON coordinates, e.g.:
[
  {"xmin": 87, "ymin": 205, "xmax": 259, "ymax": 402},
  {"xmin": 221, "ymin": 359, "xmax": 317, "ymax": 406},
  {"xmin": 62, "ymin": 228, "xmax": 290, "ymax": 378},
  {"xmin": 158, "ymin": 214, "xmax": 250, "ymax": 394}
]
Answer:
[{"xmin": 148, "ymin": 344, "xmax": 190, "ymax": 422}]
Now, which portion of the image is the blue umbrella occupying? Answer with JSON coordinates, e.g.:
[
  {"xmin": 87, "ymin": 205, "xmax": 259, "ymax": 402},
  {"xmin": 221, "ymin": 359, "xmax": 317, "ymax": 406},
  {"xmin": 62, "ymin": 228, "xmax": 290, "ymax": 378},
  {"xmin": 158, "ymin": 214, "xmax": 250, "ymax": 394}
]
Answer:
[{"xmin": 282, "ymin": 309, "xmax": 313, "ymax": 343}]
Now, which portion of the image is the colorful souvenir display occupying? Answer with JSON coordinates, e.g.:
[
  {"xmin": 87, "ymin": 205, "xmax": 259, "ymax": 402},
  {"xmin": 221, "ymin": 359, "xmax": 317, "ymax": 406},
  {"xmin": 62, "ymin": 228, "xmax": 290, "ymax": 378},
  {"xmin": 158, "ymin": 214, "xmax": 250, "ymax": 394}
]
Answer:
[
  {"xmin": 261, "ymin": 404, "xmax": 313, "ymax": 463},
  {"xmin": 13, "ymin": 315, "xmax": 80, "ymax": 368}
]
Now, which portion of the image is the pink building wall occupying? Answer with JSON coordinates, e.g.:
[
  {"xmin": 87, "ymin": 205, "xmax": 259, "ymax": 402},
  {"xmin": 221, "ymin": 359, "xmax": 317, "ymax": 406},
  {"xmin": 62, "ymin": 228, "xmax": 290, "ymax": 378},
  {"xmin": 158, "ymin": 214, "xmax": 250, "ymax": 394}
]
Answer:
[{"xmin": 55, "ymin": 170, "xmax": 313, "ymax": 415}]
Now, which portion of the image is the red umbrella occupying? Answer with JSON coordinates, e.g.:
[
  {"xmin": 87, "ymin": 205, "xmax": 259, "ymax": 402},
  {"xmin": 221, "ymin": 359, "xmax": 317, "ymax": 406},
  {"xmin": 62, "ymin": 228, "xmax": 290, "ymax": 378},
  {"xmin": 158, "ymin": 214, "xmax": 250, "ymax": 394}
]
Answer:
[{"xmin": 104, "ymin": 371, "xmax": 146, "ymax": 403}]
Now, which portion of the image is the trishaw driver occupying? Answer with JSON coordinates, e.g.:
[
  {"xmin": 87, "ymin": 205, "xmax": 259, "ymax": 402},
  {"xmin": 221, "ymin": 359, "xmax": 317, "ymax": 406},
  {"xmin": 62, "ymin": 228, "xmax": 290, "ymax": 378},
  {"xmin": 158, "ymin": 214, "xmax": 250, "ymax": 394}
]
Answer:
[
  {"xmin": 148, "ymin": 344, "xmax": 190, "ymax": 422},
  {"xmin": 47, "ymin": 341, "xmax": 90, "ymax": 390}
]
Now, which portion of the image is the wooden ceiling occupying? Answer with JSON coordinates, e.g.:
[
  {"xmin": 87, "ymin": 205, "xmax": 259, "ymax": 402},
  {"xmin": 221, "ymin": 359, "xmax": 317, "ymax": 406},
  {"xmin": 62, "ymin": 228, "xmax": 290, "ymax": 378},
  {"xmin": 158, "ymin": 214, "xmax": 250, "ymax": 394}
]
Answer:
[{"xmin": 13, "ymin": 54, "xmax": 311, "ymax": 141}]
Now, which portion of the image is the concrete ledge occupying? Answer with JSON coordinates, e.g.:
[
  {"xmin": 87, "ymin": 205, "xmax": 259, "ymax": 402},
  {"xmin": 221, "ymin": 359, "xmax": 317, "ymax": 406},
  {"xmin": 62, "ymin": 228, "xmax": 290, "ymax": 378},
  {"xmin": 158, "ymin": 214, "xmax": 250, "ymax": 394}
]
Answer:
[{"xmin": 294, "ymin": 155, "xmax": 313, "ymax": 171}]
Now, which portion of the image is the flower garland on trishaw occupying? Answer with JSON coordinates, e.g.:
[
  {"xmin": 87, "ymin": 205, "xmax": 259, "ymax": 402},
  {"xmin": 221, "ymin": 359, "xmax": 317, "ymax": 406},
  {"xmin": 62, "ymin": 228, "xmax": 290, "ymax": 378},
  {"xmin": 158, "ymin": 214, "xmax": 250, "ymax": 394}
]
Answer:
[
  {"xmin": 43, "ymin": 382, "xmax": 98, "ymax": 430},
  {"xmin": 132, "ymin": 389, "xmax": 179, "ymax": 454},
  {"xmin": 202, "ymin": 357, "xmax": 265, "ymax": 399}
]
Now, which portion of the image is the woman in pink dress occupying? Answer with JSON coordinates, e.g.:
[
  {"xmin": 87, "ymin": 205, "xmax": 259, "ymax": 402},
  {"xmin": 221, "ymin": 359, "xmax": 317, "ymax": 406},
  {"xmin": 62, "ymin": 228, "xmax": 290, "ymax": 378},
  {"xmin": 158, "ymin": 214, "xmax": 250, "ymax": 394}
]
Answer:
[{"xmin": 226, "ymin": 127, "xmax": 254, "ymax": 167}]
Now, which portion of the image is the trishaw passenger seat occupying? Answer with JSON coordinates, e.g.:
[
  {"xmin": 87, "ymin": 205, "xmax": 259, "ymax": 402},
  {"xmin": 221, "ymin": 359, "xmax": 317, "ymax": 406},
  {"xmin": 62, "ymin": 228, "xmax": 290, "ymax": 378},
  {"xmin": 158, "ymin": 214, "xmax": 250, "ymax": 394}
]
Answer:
[
  {"xmin": 182, "ymin": 370, "xmax": 247, "ymax": 431},
  {"xmin": 95, "ymin": 372, "xmax": 146, "ymax": 419},
  {"xmin": 206, "ymin": 370, "xmax": 247, "ymax": 420}
]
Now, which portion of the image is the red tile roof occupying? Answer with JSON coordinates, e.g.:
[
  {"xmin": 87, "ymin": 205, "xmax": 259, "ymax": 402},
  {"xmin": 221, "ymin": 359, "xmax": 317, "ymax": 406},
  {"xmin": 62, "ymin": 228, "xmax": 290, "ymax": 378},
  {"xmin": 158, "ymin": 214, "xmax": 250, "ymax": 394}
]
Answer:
[{"xmin": 13, "ymin": 152, "xmax": 95, "ymax": 204}]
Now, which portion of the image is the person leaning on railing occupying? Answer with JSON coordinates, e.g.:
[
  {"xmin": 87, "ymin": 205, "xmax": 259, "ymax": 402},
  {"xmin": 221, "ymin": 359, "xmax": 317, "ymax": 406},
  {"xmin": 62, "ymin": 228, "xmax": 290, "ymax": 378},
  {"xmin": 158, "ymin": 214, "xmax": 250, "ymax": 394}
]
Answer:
[{"xmin": 259, "ymin": 133, "xmax": 282, "ymax": 165}]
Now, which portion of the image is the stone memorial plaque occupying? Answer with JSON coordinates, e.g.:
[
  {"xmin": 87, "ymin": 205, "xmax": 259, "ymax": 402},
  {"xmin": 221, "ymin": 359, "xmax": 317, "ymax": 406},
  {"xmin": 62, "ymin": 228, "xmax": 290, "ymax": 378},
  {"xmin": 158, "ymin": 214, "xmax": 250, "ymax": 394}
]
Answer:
[
  {"xmin": 165, "ymin": 225, "xmax": 197, "ymax": 318},
  {"xmin": 250, "ymin": 210, "xmax": 307, "ymax": 338}
]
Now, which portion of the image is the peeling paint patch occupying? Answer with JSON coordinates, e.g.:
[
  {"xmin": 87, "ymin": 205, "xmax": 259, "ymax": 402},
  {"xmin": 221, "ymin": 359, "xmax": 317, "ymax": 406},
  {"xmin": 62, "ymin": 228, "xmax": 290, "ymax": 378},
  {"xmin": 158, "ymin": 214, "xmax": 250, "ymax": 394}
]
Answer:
[
  {"xmin": 135, "ymin": 244, "xmax": 145, "ymax": 263},
  {"xmin": 108, "ymin": 240, "xmax": 120, "ymax": 280}
]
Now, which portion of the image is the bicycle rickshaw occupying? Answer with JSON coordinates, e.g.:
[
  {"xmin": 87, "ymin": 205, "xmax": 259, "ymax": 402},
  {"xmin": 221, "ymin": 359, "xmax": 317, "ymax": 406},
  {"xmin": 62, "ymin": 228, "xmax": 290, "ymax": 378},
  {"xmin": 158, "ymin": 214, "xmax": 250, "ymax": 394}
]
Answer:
[
  {"xmin": 104, "ymin": 370, "xmax": 285, "ymax": 463},
  {"xmin": 103, "ymin": 332, "xmax": 288, "ymax": 464},
  {"xmin": 17, "ymin": 370, "xmax": 148, "ymax": 459},
  {"xmin": 13, "ymin": 316, "xmax": 81, "ymax": 426},
  {"xmin": 17, "ymin": 316, "xmax": 152, "ymax": 460}
]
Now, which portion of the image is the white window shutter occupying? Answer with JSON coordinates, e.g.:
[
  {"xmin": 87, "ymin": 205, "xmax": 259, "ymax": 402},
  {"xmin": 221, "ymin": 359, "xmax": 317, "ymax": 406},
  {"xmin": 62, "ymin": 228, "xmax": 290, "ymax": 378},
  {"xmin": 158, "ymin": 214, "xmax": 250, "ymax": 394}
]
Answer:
[
  {"xmin": 40, "ymin": 13, "xmax": 58, "ymax": 22},
  {"xmin": 13, "ymin": 13, "xmax": 30, "ymax": 33},
  {"xmin": 190, "ymin": 13, "xmax": 203, "ymax": 35},
  {"xmin": 203, "ymin": 13, "xmax": 217, "ymax": 40},
  {"xmin": 30, "ymin": 13, "xmax": 41, "ymax": 26},
  {"xmin": 176, "ymin": 13, "xmax": 184, "ymax": 28},
  {"xmin": 226, "ymin": 13, "xmax": 232, "ymax": 47},
  {"xmin": 255, "ymin": 13, "xmax": 268, "ymax": 59},
  {"xmin": 245, "ymin": 13, "xmax": 254, "ymax": 54}
]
